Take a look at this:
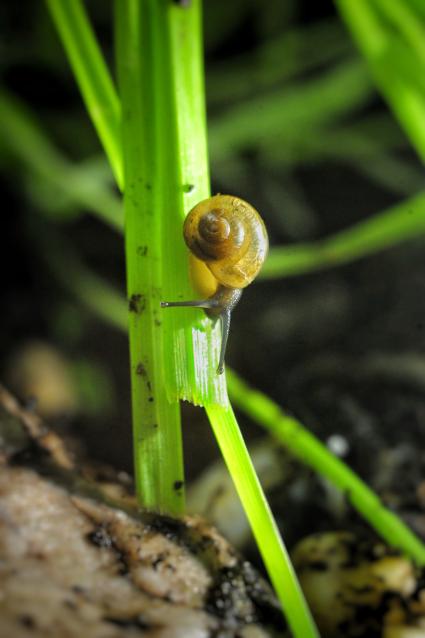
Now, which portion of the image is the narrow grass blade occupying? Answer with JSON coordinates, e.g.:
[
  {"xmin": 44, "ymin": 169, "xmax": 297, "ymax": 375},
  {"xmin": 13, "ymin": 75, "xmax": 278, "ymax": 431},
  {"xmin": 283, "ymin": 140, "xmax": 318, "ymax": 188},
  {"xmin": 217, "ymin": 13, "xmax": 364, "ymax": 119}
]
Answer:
[
  {"xmin": 226, "ymin": 369, "xmax": 425, "ymax": 565},
  {"xmin": 206, "ymin": 403, "xmax": 320, "ymax": 638},
  {"xmin": 209, "ymin": 59, "xmax": 373, "ymax": 162},
  {"xmin": 5, "ymin": 88, "xmax": 425, "ymax": 286},
  {"xmin": 45, "ymin": 0, "xmax": 123, "ymax": 188},
  {"xmin": 207, "ymin": 19, "xmax": 351, "ymax": 107},
  {"xmin": 0, "ymin": 90, "xmax": 122, "ymax": 230},
  {"xmin": 335, "ymin": 0, "xmax": 425, "ymax": 163},
  {"xmin": 261, "ymin": 190, "xmax": 425, "ymax": 279}
]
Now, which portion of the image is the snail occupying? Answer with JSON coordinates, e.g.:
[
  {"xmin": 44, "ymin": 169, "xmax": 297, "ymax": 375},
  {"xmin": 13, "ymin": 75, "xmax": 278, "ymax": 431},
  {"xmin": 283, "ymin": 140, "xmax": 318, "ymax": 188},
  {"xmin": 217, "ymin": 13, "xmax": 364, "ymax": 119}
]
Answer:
[{"xmin": 161, "ymin": 194, "xmax": 268, "ymax": 374}]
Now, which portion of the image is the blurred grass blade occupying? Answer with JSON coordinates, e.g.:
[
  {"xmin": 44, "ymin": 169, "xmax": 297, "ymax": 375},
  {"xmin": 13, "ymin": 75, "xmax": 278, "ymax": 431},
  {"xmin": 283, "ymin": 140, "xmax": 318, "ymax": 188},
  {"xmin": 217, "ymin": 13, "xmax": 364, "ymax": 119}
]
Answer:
[
  {"xmin": 45, "ymin": 0, "xmax": 123, "ymax": 188},
  {"xmin": 261, "ymin": 190, "xmax": 425, "ymax": 279},
  {"xmin": 336, "ymin": 0, "xmax": 425, "ymax": 163},
  {"xmin": 372, "ymin": 0, "xmax": 425, "ymax": 64},
  {"xmin": 209, "ymin": 59, "xmax": 373, "ymax": 162},
  {"xmin": 207, "ymin": 19, "xmax": 352, "ymax": 107},
  {"xmin": 0, "ymin": 90, "xmax": 122, "ymax": 231},
  {"xmin": 206, "ymin": 403, "xmax": 320, "ymax": 638},
  {"xmin": 39, "ymin": 227, "xmax": 128, "ymax": 331},
  {"xmin": 226, "ymin": 370, "xmax": 425, "ymax": 565},
  {"xmin": 4, "ymin": 85, "xmax": 425, "ymax": 285}
]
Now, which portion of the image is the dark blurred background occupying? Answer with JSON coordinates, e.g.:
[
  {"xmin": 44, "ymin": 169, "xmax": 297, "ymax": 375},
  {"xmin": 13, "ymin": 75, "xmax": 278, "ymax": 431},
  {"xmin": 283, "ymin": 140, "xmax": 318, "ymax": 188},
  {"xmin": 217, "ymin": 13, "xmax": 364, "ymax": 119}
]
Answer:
[{"xmin": 1, "ymin": 0, "xmax": 425, "ymax": 537}]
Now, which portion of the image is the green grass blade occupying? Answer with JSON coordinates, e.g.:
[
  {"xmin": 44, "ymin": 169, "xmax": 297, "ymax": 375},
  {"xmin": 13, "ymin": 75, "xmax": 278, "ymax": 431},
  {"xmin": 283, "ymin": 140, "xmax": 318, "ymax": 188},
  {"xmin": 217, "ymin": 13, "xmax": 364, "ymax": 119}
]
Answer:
[
  {"xmin": 372, "ymin": 0, "xmax": 425, "ymax": 65},
  {"xmin": 45, "ymin": 0, "xmax": 123, "ymax": 188},
  {"xmin": 209, "ymin": 59, "xmax": 373, "ymax": 162},
  {"xmin": 0, "ymin": 90, "xmax": 121, "ymax": 228},
  {"xmin": 335, "ymin": 0, "xmax": 425, "ymax": 163},
  {"xmin": 206, "ymin": 403, "xmax": 320, "ymax": 638},
  {"xmin": 115, "ymin": 0, "xmax": 184, "ymax": 514},
  {"xmin": 38, "ymin": 228, "xmax": 127, "ymax": 331},
  {"xmin": 226, "ymin": 369, "xmax": 425, "ymax": 565},
  {"xmin": 261, "ymin": 190, "xmax": 425, "ymax": 279},
  {"xmin": 207, "ymin": 19, "xmax": 351, "ymax": 107},
  {"xmin": 0, "ymin": 90, "xmax": 122, "ymax": 231}
]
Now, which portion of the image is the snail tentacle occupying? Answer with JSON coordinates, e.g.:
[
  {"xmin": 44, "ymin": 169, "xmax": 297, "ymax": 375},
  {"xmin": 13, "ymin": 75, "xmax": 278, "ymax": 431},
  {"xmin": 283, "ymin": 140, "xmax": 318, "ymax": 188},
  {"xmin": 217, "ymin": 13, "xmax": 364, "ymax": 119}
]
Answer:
[
  {"xmin": 218, "ymin": 309, "xmax": 231, "ymax": 375},
  {"xmin": 160, "ymin": 298, "xmax": 219, "ymax": 310}
]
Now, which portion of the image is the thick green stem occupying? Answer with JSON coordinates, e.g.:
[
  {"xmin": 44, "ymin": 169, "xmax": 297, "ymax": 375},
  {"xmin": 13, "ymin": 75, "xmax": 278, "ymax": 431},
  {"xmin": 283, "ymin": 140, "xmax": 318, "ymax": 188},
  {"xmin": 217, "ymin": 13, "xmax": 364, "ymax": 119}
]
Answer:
[{"xmin": 115, "ymin": 1, "xmax": 184, "ymax": 514}]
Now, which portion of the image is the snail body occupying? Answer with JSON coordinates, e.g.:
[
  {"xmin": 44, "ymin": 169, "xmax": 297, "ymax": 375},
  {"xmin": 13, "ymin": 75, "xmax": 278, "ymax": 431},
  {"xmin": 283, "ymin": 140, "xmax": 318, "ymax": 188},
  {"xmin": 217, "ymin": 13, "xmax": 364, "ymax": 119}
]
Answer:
[{"xmin": 161, "ymin": 195, "xmax": 268, "ymax": 374}]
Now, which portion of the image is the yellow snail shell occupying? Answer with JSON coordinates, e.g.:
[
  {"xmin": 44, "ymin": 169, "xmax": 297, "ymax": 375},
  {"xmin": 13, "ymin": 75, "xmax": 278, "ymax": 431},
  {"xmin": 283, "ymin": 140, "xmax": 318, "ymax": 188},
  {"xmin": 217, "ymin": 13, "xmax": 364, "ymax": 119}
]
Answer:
[{"xmin": 183, "ymin": 194, "xmax": 268, "ymax": 290}]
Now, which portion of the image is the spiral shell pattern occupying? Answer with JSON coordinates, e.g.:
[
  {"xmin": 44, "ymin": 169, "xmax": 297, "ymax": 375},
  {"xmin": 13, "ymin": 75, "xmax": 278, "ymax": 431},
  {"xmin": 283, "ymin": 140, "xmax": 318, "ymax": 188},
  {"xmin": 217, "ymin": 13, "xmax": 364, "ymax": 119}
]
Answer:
[{"xmin": 183, "ymin": 195, "xmax": 268, "ymax": 289}]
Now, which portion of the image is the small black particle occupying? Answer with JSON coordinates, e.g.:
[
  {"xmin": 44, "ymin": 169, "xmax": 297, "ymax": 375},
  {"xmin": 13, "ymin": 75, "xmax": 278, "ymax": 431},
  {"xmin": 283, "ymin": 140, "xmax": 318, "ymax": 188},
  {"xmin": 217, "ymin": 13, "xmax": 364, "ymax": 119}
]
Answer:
[
  {"xmin": 137, "ymin": 245, "xmax": 148, "ymax": 256},
  {"xmin": 183, "ymin": 183, "xmax": 194, "ymax": 192},
  {"xmin": 19, "ymin": 615, "xmax": 36, "ymax": 629},
  {"xmin": 129, "ymin": 293, "xmax": 146, "ymax": 313},
  {"xmin": 152, "ymin": 552, "xmax": 167, "ymax": 569},
  {"xmin": 173, "ymin": 480, "xmax": 184, "ymax": 491},
  {"xmin": 306, "ymin": 560, "xmax": 328, "ymax": 572},
  {"xmin": 104, "ymin": 615, "xmax": 151, "ymax": 629},
  {"xmin": 87, "ymin": 526, "xmax": 112, "ymax": 549},
  {"xmin": 136, "ymin": 363, "xmax": 146, "ymax": 376},
  {"xmin": 24, "ymin": 396, "xmax": 38, "ymax": 412},
  {"xmin": 148, "ymin": 397, "xmax": 154, "ymax": 402}
]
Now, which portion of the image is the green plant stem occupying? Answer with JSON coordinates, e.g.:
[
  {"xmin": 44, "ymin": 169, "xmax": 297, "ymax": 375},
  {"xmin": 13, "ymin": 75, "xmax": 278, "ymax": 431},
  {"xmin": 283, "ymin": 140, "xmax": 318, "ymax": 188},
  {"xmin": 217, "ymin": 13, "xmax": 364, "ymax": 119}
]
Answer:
[
  {"xmin": 45, "ymin": 0, "xmax": 123, "ymax": 188},
  {"xmin": 206, "ymin": 404, "xmax": 319, "ymax": 638},
  {"xmin": 260, "ymin": 190, "xmax": 425, "ymax": 279},
  {"xmin": 115, "ymin": 1, "xmax": 184, "ymax": 514},
  {"xmin": 226, "ymin": 370, "xmax": 425, "ymax": 565}
]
